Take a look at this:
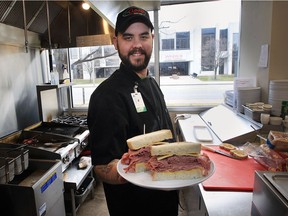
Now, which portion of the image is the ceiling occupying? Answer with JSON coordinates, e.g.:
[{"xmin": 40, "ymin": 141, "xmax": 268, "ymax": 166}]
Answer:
[{"xmin": 0, "ymin": 0, "xmax": 201, "ymax": 49}]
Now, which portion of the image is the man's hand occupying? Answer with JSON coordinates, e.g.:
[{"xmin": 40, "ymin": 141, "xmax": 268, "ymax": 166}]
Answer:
[{"xmin": 94, "ymin": 159, "xmax": 127, "ymax": 185}]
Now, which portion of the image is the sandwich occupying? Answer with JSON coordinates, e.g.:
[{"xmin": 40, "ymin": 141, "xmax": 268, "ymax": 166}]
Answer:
[
  {"xmin": 219, "ymin": 143, "xmax": 236, "ymax": 151},
  {"xmin": 219, "ymin": 143, "xmax": 248, "ymax": 159},
  {"xmin": 120, "ymin": 129, "xmax": 173, "ymax": 173},
  {"xmin": 126, "ymin": 129, "xmax": 173, "ymax": 150},
  {"xmin": 147, "ymin": 142, "xmax": 211, "ymax": 181}
]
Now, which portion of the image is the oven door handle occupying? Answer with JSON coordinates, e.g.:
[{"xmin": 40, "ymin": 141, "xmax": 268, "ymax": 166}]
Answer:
[{"xmin": 43, "ymin": 141, "xmax": 71, "ymax": 148}]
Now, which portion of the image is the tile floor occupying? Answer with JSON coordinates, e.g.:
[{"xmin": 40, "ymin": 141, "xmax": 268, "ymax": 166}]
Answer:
[
  {"xmin": 76, "ymin": 181, "xmax": 189, "ymax": 216},
  {"xmin": 76, "ymin": 181, "xmax": 109, "ymax": 216}
]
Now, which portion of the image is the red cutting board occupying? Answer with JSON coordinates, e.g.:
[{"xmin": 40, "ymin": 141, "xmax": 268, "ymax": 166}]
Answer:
[{"xmin": 202, "ymin": 147, "xmax": 266, "ymax": 192}]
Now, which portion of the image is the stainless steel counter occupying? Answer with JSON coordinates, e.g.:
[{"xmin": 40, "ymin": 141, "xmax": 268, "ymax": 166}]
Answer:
[
  {"xmin": 64, "ymin": 158, "xmax": 93, "ymax": 189},
  {"xmin": 199, "ymin": 184, "xmax": 253, "ymax": 216},
  {"xmin": 64, "ymin": 157, "xmax": 94, "ymax": 216},
  {"xmin": 178, "ymin": 114, "xmax": 253, "ymax": 216}
]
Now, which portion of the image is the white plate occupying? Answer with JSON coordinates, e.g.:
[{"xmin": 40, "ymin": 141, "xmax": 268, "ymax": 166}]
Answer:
[
  {"xmin": 117, "ymin": 161, "xmax": 215, "ymax": 191},
  {"xmin": 193, "ymin": 125, "xmax": 213, "ymax": 142}
]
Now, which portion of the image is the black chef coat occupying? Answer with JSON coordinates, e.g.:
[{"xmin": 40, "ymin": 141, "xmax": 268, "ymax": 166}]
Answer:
[{"xmin": 87, "ymin": 63, "xmax": 178, "ymax": 216}]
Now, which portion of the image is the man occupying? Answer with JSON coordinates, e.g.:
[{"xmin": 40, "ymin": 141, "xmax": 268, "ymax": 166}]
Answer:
[{"xmin": 87, "ymin": 6, "xmax": 179, "ymax": 216}]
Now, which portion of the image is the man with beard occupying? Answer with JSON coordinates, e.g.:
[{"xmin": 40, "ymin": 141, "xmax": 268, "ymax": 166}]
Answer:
[{"xmin": 87, "ymin": 6, "xmax": 179, "ymax": 216}]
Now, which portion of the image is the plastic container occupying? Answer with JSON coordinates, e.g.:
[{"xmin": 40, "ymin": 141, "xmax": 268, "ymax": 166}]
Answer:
[
  {"xmin": 63, "ymin": 69, "xmax": 69, "ymax": 79},
  {"xmin": 51, "ymin": 71, "xmax": 59, "ymax": 85},
  {"xmin": 269, "ymin": 117, "xmax": 282, "ymax": 125},
  {"xmin": 243, "ymin": 105, "xmax": 271, "ymax": 122}
]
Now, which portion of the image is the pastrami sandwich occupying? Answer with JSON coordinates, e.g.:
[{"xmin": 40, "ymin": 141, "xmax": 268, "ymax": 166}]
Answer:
[
  {"xmin": 121, "ymin": 129, "xmax": 173, "ymax": 173},
  {"xmin": 147, "ymin": 142, "xmax": 211, "ymax": 181}
]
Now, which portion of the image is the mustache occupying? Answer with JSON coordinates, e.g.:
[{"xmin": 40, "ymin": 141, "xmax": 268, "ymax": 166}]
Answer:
[{"xmin": 128, "ymin": 48, "xmax": 145, "ymax": 55}]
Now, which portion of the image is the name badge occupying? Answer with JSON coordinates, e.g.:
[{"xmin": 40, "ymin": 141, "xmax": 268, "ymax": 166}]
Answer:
[{"xmin": 131, "ymin": 92, "xmax": 147, "ymax": 113}]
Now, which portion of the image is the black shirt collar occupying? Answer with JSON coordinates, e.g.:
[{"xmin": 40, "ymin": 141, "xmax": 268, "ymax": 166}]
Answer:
[{"xmin": 119, "ymin": 63, "xmax": 150, "ymax": 82}]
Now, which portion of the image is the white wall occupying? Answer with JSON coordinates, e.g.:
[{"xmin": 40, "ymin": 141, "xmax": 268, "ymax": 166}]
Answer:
[
  {"xmin": 239, "ymin": 1, "xmax": 272, "ymax": 102},
  {"xmin": 239, "ymin": 1, "xmax": 288, "ymax": 103},
  {"xmin": 269, "ymin": 1, "xmax": 288, "ymax": 80}
]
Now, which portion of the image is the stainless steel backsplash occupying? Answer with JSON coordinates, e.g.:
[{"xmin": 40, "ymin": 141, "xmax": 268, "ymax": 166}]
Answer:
[{"xmin": 0, "ymin": 24, "xmax": 43, "ymax": 137}]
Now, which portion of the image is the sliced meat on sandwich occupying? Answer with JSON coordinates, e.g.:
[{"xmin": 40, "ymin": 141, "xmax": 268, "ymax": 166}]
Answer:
[
  {"xmin": 121, "ymin": 129, "xmax": 173, "ymax": 173},
  {"xmin": 147, "ymin": 142, "xmax": 211, "ymax": 181}
]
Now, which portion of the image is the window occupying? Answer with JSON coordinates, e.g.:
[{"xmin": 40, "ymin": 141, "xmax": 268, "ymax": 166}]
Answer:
[
  {"xmin": 220, "ymin": 29, "xmax": 228, "ymax": 51},
  {"xmin": 201, "ymin": 28, "xmax": 216, "ymax": 71},
  {"xmin": 176, "ymin": 32, "xmax": 190, "ymax": 50},
  {"xmin": 158, "ymin": 0, "xmax": 240, "ymax": 109},
  {"xmin": 70, "ymin": 48, "xmax": 79, "ymax": 60},
  {"xmin": 160, "ymin": 62, "xmax": 189, "ymax": 76},
  {"xmin": 162, "ymin": 39, "xmax": 174, "ymax": 50},
  {"xmin": 232, "ymin": 33, "xmax": 240, "ymax": 75},
  {"xmin": 47, "ymin": 0, "xmax": 241, "ymax": 110}
]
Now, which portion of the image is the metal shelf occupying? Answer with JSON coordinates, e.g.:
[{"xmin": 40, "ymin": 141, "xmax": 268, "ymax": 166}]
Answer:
[{"xmin": 63, "ymin": 157, "xmax": 94, "ymax": 216}]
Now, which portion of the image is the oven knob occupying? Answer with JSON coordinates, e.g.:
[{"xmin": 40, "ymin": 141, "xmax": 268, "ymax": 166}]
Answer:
[
  {"xmin": 62, "ymin": 155, "xmax": 70, "ymax": 163},
  {"xmin": 80, "ymin": 141, "xmax": 87, "ymax": 149}
]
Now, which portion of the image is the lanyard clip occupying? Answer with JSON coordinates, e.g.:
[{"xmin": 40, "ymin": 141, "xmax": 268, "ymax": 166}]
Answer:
[{"xmin": 134, "ymin": 82, "xmax": 139, "ymax": 93}]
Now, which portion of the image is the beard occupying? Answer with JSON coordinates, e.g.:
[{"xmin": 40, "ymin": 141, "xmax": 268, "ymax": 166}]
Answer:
[{"xmin": 118, "ymin": 47, "xmax": 152, "ymax": 72}]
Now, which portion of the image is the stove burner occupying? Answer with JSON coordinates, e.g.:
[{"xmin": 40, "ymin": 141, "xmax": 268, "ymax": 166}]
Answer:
[{"xmin": 52, "ymin": 114, "xmax": 88, "ymax": 127}]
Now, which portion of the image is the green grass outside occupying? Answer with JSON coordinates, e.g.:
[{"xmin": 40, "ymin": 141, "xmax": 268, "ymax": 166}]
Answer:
[{"xmin": 197, "ymin": 75, "xmax": 235, "ymax": 81}]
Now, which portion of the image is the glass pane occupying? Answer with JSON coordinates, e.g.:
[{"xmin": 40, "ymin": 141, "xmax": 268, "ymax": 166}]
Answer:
[
  {"xmin": 50, "ymin": 48, "xmax": 69, "ymax": 79},
  {"xmin": 159, "ymin": 0, "xmax": 241, "ymax": 109},
  {"xmin": 68, "ymin": 45, "xmax": 120, "ymax": 108}
]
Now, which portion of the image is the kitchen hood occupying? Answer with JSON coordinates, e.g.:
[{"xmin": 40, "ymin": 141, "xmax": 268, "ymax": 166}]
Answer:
[
  {"xmin": 0, "ymin": 0, "xmax": 114, "ymax": 48},
  {"xmin": 0, "ymin": 0, "xmax": 201, "ymax": 49}
]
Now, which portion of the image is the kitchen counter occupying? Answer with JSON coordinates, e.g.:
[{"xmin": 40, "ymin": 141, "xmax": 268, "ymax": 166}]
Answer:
[
  {"xmin": 177, "ymin": 114, "xmax": 254, "ymax": 216},
  {"xmin": 199, "ymin": 184, "xmax": 253, "ymax": 216}
]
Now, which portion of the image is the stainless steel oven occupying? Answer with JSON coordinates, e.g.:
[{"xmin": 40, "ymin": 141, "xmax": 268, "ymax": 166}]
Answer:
[{"xmin": 26, "ymin": 121, "xmax": 89, "ymax": 169}]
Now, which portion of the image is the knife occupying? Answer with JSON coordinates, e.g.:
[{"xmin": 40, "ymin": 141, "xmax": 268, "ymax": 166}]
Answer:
[{"xmin": 201, "ymin": 144, "xmax": 239, "ymax": 160}]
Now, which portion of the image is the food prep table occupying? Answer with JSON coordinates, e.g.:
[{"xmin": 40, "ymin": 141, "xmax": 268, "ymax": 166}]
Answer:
[{"xmin": 177, "ymin": 105, "xmax": 263, "ymax": 216}]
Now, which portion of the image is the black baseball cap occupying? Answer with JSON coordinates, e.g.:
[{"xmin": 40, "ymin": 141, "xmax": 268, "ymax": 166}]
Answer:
[{"xmin": 115, "ymin": 6, "xmax": 154, "ymax": 35}]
